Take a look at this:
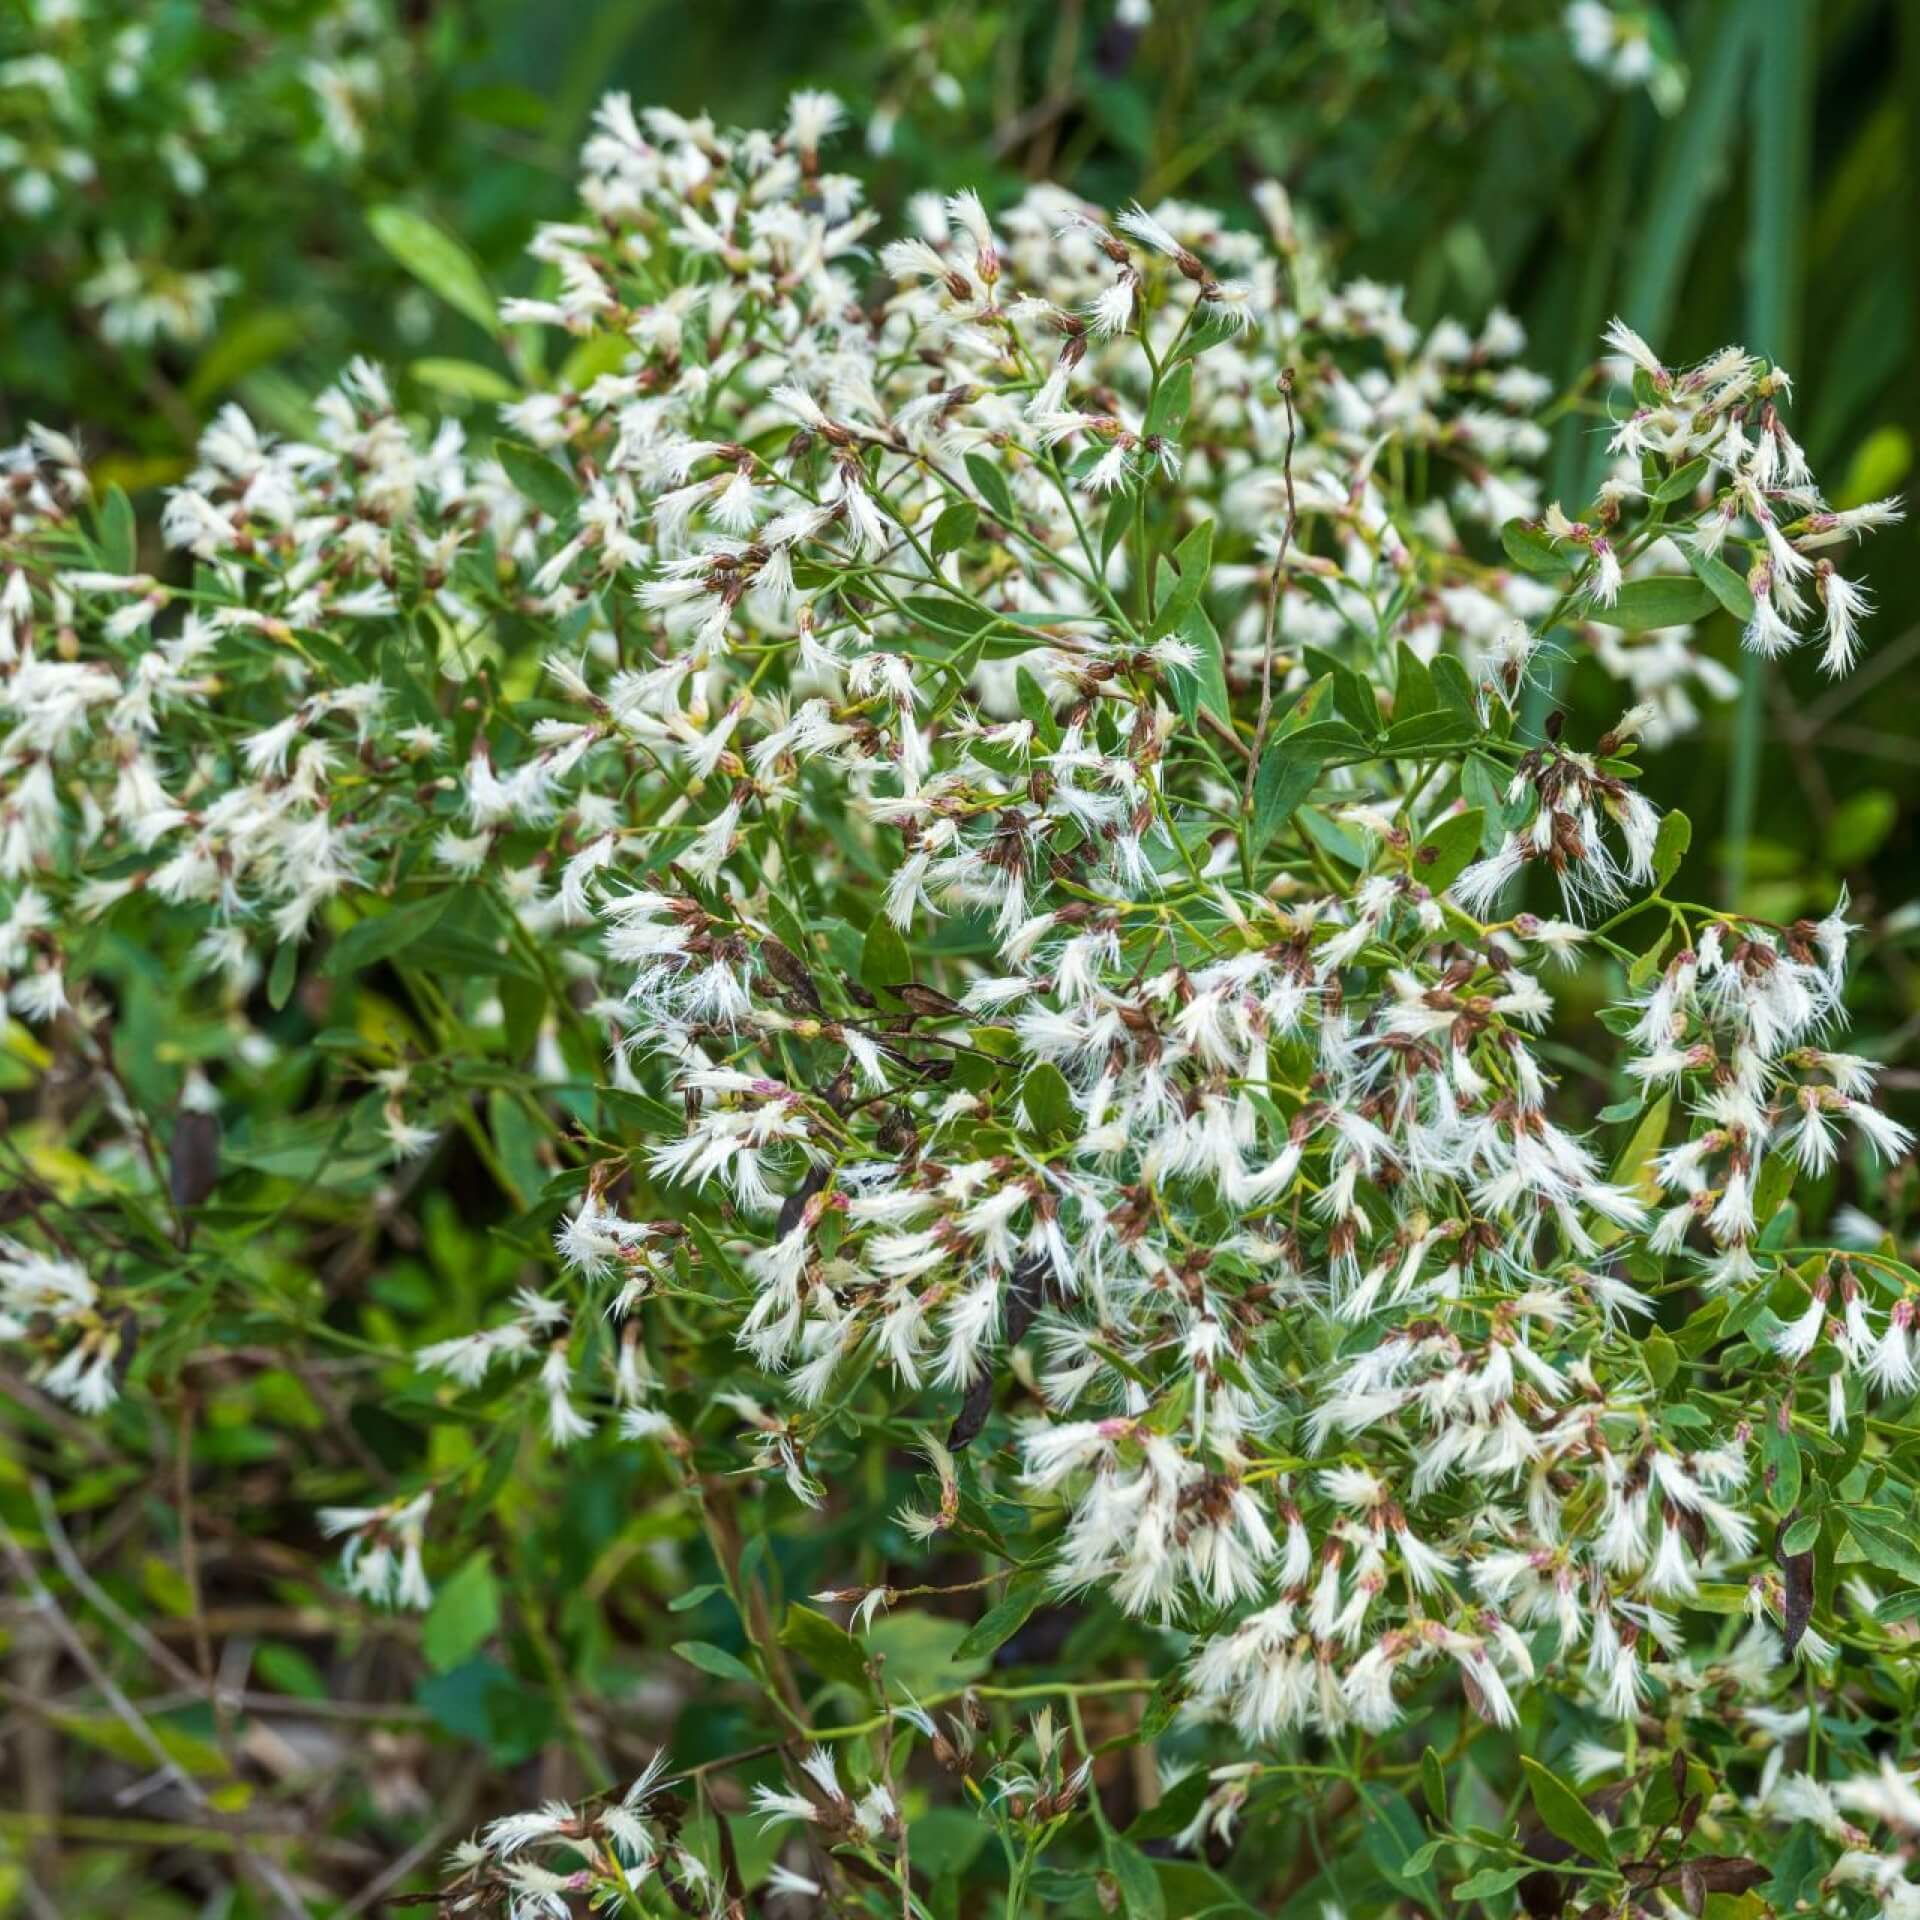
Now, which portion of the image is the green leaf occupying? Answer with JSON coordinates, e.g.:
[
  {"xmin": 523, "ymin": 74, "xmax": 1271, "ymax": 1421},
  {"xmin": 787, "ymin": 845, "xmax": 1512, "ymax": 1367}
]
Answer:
[
  {"xmin": 222, "ymin": 1112, "xmax": 381, "ymax": 1185},
  {"xmin": 252, "ymin": 1642, "xmax": 328, "ymax": 1700},
  {"xmin": 1303, "ymin": 646, "xmax": 1380, "ymax": 734},
  {"xmin": 860, "ymin": 911, "xmax": 911, "ymax": 993},
  {"xmin": 1363, "ymin": 1788, "xmax": 1438, "ymax": 1899},
  {"xmin": 326, "ymin": 893, "xmax": 455, "ymax": 976},
  {"xmin": 930, "ymin": 500, "xmax": 978, "ymax": 558},
  {"xmin": 1824, "ymin": 789, "xmax": 1897, "ymax": 867},
  {"xmin": 411, "ymin": 357, "xmax": 518, "ymax": 404},
  {"xmin": 1015, "ymin": 667, "xmax": 1060, "ymax": 748},
  {"xmin": 1430, "ymin": 653, "xmax": 1480, "ymax": 722},
  {"xmin": 911, "ymin": 1808, "xmax": 991, "ymax": 1876},
  {"xmin": 1151, "ymin": 518, "xmax": 1214, "ymax": 642},
  {"xmin": 1127, "ymin": 1771, "xmax": 1210, "ymax": 1843},
  {"xmin": 779, "ymin": 1604, "xmax": 872, "ymax": 1693},
  {"xmin": 1782, "ymin": 1513, "xmax": 1820, "ymax": 1556},
  {"xmin": 1627, "ymin": 927, "xmax": 1672, "ymax": 989},
  {"xmin": 900, "ymin": 595, "xmax": 997, "ymax": 639},
  {"xmin": 1837, "ymin": 423, "xmax": 1911, "ymax": 507},
  {"xmin": 1393, "ymin": 643, "xmax": 1439, "ymax": 719},
  {"xmin": 1500, "ymin": 519, "xmax": 1573, "ymax": 579},
  {"xmin": 1280, "ymin": 719, "xmax": 1372, "ymax": 762},
  {"xmin": 1452, "ymin": 1864, "xmax": 1530, "ymax": 1900},
  {"xmin": 1252, "ymin": 751, "xmax": 1318, "ymax": 849},
  {"xmin": 1383, "ymin": 711, "xmax": 1479, "ymax": 755},
  {"xmin": 1650, "ymin": 455, "xmax": 1710, "ymax": 503},
  {"xmin": 965, "ymin": 452, "xmax": 1015, "ymax": 521},
  {"xmin": 1401, "ymin": 1839, "xmax": 1446, "ymax": 1877},
  {"xmin": 499, "ymin": 972, "xmax": 547, "ymax": 1061},
  {"xmin": 866, "ymin": 1610, "xmax": 991, "ymax": 1689},
  {"xmin": 423, "ymin": 1553, "xmax": 501, "ymax": 1673},
  {"xmin": 494, "ymin": 440, "xmax": 576, "ymax": 522},
  {"xmin": 1520, "ymin": 1755, "xmax": 1613, "ymax": 1864},
  {"xmin": 1644, "ymin": 1330, "xmax": 1679, "ymax": 1388},
  {"xmin": 1751, "ymin": 1151, "xmax": 1795, "ymax": 1240},
  {"xmin": 1416, "ymin": 809, "xmax": 1485, "ymax": 893},
  {"xmin": 1136, "ymin": 1670, "xmax": 1183, "ymax": 1741},
  {"xmin": 1683, "ymin": 541, "xmax": 1757, "ymax": 621},
  {"xmin": 672, "ymin": 1640, "xmax": 760, "ymax": 1686},
  {"xmin": 1607, "ymin": 1093, "xmax": 1671, "ymax": 1200},
  {"xmin": 1103, "ymin": 1839, "xmax": 1166, "ymax": 1920},
  {"xmin": 1021, "ymin": 1063, "xmax": 1077, "ymax": 1140},
  {"xmin": 1421, "ymin": 1745, "xmax": 1449, "ymax": 1827},
  {"xmin": 1768, "ymin": 1822, "xmax": 1823, "ymax": 1912},
  {"xmin": 98, "ymin": 483, "xmax": 136, "ymax": 574},
  {"xmin": 1297, "ymin": 803, "xmax": 1367, "ymax": 872},
  {"xmin": 53, "ymin": 1711, "xmax": 231, "ymax": 1780},
  {"xmin": 185, "ymin": 306, "xmax": 306, "ymax": 406},
  {"xmin": 1275, "ymin": 674, "xmax": 1337, "ymax": 740},
  {"xmin": 559, "ymin": 329, "xmax": 633, "ymax": 392},
  {"xmin": 266, "ymin": 942, "xmax": 298, "ymax": 1011},
  {"xmin": 1461, "ymin": 757, "xmax": 1511, "ymax": 848},
  {"xmin": 952, "ymin": 1571, "xmax": 1049, "ymax": 1661},
  {"xmin": 1848, "ymin": 1510, "xmax": 1920, "ymax": 1586},
  {"xmin": 1652, "ymin": 808, "xmax": 1691, "ymax": 890},
  {"xmin": 1144, "ymin": 361, "xmax": 1192, "ymax": 442},
  {"xmin": 367, "ymin": 204, "xmax": 499, "ymax": 336},
  {"xmin": 1174, "ymin": 601, "xmax": 1231, "ymax": 728},
  {"xmin": 1585, "ymin": 576, "xmax": 1718, "ymax": 631},
  {"xmin": 417, "ymin": 1656, "xmax": 553, "ymax": 1763}
]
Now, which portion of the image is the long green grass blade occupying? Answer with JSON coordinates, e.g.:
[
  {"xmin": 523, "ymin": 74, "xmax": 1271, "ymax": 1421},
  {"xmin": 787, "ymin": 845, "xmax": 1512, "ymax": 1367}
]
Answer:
[
  {"xmin": 1617, "ymin": 2, "xmax": 1759, "ymax": 352},
  {"xmin": 1523, "ymin": 2, "xmax": 1758, "ymax": 738},
  {"xmin": 1726, "ymin": 0, "xmax": 1814, "ymax": 904}
]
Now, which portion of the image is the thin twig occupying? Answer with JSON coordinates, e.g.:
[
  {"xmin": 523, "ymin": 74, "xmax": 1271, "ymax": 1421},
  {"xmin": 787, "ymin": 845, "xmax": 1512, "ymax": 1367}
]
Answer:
[
  {"xmin": 0, "ymin": 1531, "xmax": 312, "ymax": 1920},
  {"xmin": 0, "ymin": 1366, "xmax": 116, "ymax": 1462},
  {"xmin": 334, "ymin": 1766, "xmax": 483, "ymax": 1920},
  {"xmin": 0, "ymin": 1514, "xmax": 208, "ymax": 1811},
  {"xmin": 173, "ymin": 1397, "xmax": 216, "ymax": 1694},
  {"xmin": 28, "ymin": 1479, "xmax": 208, "ymax": 1697},
  {"xmin": 3, "ymin": 1679, "xmax": 430, "ymax": 1726}
]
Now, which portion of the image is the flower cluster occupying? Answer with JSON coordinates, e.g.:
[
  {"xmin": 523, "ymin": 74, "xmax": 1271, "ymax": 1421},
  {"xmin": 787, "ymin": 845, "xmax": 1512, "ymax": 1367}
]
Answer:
[
  {"xmin": 0, "ymin": 1232, "xmax": 121, "ymax": 1411},
  {"xmin": 437, "ymin": 1755, "xmax": 705, "ymax": 1918},
  {"xmin": 3, "ymin": 84, "xmax": 1914, "ymax": 1920}
]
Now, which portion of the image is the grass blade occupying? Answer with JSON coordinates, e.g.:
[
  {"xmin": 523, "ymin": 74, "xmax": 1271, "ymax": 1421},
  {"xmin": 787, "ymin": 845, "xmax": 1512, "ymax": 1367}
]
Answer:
[
  {"xmin": 1524, "ymin": 3, "xmax": 1758, "ymax": 738},
  {"xmin": 1726, "ymin": 0, "xmax": 1814, "ymax": 904}
]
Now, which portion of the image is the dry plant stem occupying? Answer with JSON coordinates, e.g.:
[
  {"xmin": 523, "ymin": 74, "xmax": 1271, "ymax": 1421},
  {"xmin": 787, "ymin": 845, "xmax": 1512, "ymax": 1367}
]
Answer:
[
  {"xmin": 171, "ymin": 1395, "xmax": 218, "ymax": 1715},
  {"xmin": 5, "ymin": 1476, "xmax": 429, "ymax": 1918},
  {"xmin": 0, "ymin": 1366, "xmax": 114, "ymax": 1462},
  {"xmin": 28, "ymin": 1479, "xmax": 207, "ymax": 1698},
  {"xmin": 697, "ymin": 1472, "xmax": 808, "ymax": 1727},
  {"xmin": 0, "ymin": 1518, "xmax": 208, "ymax": 1799},
  {"xmin": 333, "ymin": 1764, "xmax": 484, "ymax": 1920}
]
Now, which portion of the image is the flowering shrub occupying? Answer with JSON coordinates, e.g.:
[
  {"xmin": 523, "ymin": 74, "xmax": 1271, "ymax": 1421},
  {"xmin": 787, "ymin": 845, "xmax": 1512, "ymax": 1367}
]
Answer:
[
  {"xmin": 0, "ymin": 0, "xmax": 468, "ymax": 464},
  {"xmin": 2, "ymin": 88, "xmax": 1915, "ymax": 1920}
]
